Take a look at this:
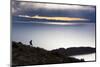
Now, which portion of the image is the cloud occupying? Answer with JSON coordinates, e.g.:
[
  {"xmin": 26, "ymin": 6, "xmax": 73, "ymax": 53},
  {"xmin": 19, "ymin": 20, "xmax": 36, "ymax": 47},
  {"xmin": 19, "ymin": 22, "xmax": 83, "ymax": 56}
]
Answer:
[
  {"xmin": 12, "ymin": 1, "xmax": 96, "ymax": 22},
  {"xmin": 12, "ymin": 1, "xmax": 95, "ymax": 14},
  {"xmin": 37, "ymin": 22, "xmax": 86, "ymax": 26},
  {"xmin": 18, "ymin": 15, "xmax": 88, "ymax": 21},
  {"xmin": 15, "ymin": 0, "xmax": 95, "ymax": 10}
]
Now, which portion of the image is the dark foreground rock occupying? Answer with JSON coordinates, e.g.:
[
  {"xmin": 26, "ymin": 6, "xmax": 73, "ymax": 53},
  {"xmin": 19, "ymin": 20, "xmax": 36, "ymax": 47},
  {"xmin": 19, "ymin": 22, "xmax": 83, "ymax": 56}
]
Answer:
[{"xmin": 12, "ymin": 41, "xmax": 86, "ymax": 66}]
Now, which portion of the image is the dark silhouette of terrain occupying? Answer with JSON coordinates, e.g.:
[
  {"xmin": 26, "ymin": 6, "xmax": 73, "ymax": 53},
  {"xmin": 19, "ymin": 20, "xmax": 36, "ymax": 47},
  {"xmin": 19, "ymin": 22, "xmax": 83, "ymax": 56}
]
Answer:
[
  {"xmin": 51, "ymin": 47, "xmax": 95, "ymax": 56},
  {"xmin": 12, "ymin": 41, "xmax": 95, "ymax": 66},
  {"xmin": 66, "ymin": 47, "xmax": 95, "ymax": 56}
]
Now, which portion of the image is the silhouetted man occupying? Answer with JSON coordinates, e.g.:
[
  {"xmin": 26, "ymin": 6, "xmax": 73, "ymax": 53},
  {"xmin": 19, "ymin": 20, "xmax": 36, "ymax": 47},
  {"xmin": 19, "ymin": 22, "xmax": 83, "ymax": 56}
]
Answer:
[{"xmin": 30, "ymin": 40, "xmax": 33, "ymax": 46}]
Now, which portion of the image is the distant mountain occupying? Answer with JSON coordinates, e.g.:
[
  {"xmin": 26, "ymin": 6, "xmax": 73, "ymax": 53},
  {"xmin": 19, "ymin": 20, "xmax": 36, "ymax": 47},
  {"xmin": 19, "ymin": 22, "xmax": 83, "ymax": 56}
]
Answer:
[
  {"xmin": 66, "ymin": 47, "xmax": 96, "ymax": 56},
  {"xmin": 51, "ymin": 47, "xmax": 95, "ymax": 57},
  {"xmin": 12, "ymin": 41, "xmax": 85, "ymax": 66}
]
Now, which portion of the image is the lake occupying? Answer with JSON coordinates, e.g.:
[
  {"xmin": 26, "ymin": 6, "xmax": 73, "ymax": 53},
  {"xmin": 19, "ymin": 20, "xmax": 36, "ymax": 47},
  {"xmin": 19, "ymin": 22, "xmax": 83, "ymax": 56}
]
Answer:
[{"xmin": 71, "ymin": 53, "xmax": 95, "ymax": 61}]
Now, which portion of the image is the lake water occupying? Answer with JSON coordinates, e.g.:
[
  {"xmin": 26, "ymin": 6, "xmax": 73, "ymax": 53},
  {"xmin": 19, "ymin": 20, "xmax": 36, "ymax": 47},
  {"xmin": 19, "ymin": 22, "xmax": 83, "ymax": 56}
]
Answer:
[{"xmin": 70, "ymin": 53, "xmax": 95, "ymax": 61}]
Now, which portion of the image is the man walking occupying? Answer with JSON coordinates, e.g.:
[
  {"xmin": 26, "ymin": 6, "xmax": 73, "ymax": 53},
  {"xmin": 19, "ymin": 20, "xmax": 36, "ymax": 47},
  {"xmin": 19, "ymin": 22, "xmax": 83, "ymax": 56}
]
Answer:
[{"xmin": 29, "ymin": 40, "xmax": 33, "ymax": 46}]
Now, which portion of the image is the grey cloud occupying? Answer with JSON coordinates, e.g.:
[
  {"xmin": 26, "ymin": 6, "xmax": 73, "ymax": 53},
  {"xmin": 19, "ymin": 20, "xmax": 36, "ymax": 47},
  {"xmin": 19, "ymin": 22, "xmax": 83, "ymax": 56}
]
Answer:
[{"xmin": 12, "ymin": 1, "xmax": 96, "ymax": 22}]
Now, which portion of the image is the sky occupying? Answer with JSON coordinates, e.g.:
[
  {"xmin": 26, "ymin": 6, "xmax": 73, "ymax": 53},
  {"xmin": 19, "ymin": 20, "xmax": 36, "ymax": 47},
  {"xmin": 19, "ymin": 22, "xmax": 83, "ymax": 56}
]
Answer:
[
  {"xmin": 12, "ymin": 0, "xmax": 96, "ymax": 50},
  {"xmin": 12, "ymin": 0, "xmax": 96, "ymax": 22}
]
